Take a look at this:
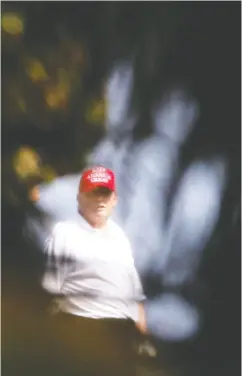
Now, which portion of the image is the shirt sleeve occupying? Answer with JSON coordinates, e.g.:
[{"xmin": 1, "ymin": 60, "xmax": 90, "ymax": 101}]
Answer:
[
  {"xmin": 132, "ymin": 266, "xmax": 146, "ymax": 302},
  {"xmin": 129, "ymin": 263, "xmax": 146, "ymax": 322},
  {"xmin": 121, "ymin": 234, "xmax": 146, "ymax": 322},
  {"xmin": 41, "ymin": 222, "xmax": 69, "ymax": 295}
]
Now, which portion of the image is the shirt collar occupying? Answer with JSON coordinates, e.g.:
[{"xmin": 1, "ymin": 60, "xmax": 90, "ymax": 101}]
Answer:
[{"xmin": 77, "ymin": 213, "xmax": 110, "ymax": 234}]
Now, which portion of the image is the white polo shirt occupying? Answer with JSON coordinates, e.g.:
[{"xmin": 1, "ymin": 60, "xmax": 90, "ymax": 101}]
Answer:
[{"xmin": 42, "ymin": 215, "xmax": 144, "ymax": 321}]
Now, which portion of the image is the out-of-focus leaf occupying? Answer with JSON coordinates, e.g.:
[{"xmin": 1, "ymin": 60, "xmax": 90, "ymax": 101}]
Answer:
[
  {"xmin": 45, "ymin": 69, "xmax": 70, "ymax": 110},
  {"xmin": 13, "ymin": 147, "xmax": 41, "ymax": 179},
  {"xmin": 26, "ymin": 59, "xmax": 48, "ymax": 82},
  {"xmin": 41, "ymin": 165, "xmax": 57, "ymax": 182},
  {"xmin": 85, "ymin": 99, "xmax": 106, "ymax": 125},
  {"xmin": 17, "ymin": 98, "xmax": 27, "ymax": 113},
  {"xmin": 2, "ymin": 12, "xmax": 24, "ymax": 35},
  {"xmin": 45, "ymin": 85, "xmax": 68, "ymax": 109}
]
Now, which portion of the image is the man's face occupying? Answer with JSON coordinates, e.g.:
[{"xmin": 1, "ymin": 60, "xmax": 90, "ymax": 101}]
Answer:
[{"xmin": 77, "ymin": 186, "xmax": 117, "ymax": 226}]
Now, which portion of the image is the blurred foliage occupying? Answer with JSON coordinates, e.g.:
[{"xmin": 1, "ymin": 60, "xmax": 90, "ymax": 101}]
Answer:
[
  {"xmin": 26, "ymin": 59, "xmax": 48, "ymax": 82},
  {"xmin": 2, "ymin": 12, "xmax": 24, "ymax": 35},
  {"xmin": 13, "ymin": 147, "xmax": 41, "ymax": 179},
  {"xmin": 2, "ymin": 3, "xmax": 108, "ymax": 208},
  {"xmin": 2, "ymin": 34, "xmax": 88, "ymax": 130},
  {"xmin": 41, "ymin": 165, "xmax": 57, "ymax": 182},
  {"xmin": 85, "ymin": 98, "xmax": 106, "ymax": 125}
]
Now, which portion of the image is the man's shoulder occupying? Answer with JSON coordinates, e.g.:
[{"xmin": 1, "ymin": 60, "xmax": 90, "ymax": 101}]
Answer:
[
  {"xmin": 51, "ymin": 219, "xmax": 80, "ymax": 237},
  {"xmin": 108, "ymin": 219, "xmax": 130, "ymax": 243}
]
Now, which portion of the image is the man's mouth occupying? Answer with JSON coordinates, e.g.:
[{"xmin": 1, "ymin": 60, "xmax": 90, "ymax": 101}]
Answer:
[{"xmin": 96, "ymin": 205, "xmax": 106, "ymax": 210}]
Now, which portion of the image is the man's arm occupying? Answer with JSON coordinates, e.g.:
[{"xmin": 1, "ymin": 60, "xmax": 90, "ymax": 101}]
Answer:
[
  {"xmin": 41, "ymin": 222, "xmax": 68, "ymax": 295},
  {"xmin": 130, "ymin": 262, "xmax": 147, "ymax": 331},
  {"xmin": 136, "ymin": 303, "xmax": 147, "ymax": 334}
]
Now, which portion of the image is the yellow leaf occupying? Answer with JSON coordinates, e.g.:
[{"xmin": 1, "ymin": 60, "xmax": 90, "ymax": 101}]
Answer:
[
  {"xmin": 45, "ymin": 86, "xmax": 68, "ymax": 109},
  {"xmin": 41, "ymin": 165, "xmax": 57, "ymax": 182},
  {"xmin": 2, "ymin": 12, "xmax": 24, "ymax": 35},
  {"xmin": 27, "ymin": 59, "xmax": 48, "ymax": 82},
  {"xmin": 86, "ymin": 99, "xmax": 106, "ymax": 124},
  {"xmin": 18, "ymin": 98, "xmax": 27, "ymax": 113},
  {"xmin": 45, "ymin": 89, "xmax": 58, "ymax": 108},
  {"xmin": 13, "ymin": 147, "xmax": 41, "ymax": 179}
]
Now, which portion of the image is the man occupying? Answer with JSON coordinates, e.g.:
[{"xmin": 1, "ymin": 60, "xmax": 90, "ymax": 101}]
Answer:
[{"xmin": 41, "ymin": 165, "xmax": 145, "ymax": 376}]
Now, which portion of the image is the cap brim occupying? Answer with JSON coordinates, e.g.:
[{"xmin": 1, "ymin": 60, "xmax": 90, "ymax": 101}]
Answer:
[{"xmin": 81, "ymin": 182, "xmax": 115, "ymax": 193}]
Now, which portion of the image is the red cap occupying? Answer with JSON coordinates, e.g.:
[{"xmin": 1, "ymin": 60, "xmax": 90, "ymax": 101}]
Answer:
[{"xmin": 79, "ymin": 166, "xmax": 116, "ymax": 193}]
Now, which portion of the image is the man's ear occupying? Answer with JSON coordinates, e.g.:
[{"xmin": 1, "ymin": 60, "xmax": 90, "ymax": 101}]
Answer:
[{"xmin": 113, "ymin": 192, "xmax": 118, "ymax": 206}]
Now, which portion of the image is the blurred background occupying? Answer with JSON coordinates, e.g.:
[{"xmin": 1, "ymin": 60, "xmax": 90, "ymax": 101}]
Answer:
[{"xmin": 2, "ymin": 2, "xmax": 241, "ymax": 376}]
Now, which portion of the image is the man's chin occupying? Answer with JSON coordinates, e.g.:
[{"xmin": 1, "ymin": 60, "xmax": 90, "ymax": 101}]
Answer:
[{"xmin": 93, "ymin": 210, "xmax": 107, "ymax": 218}]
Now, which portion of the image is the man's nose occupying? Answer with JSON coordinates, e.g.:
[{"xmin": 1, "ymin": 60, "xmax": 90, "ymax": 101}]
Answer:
[{"xmin": 96, "ymin": 194, "xmax": 105, "ymax": 202}]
